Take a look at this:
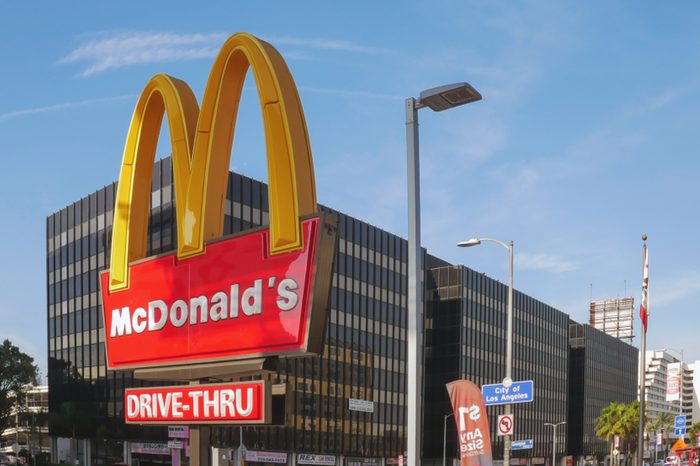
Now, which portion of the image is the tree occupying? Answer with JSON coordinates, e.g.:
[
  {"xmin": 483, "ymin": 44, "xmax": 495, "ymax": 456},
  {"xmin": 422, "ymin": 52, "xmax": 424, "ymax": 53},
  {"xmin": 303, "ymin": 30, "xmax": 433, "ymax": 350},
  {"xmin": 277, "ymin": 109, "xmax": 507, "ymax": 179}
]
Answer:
[
  {"xmin": 596, "ymin": 401, "xmax": 642, "ymax": 466},
  {"xmin": 0, "ymin": 340, "xmax": 39, "ymax": 434},
  {"xmin": 688, "ymin": 422, "xmax": 700, "ymax": 446}
]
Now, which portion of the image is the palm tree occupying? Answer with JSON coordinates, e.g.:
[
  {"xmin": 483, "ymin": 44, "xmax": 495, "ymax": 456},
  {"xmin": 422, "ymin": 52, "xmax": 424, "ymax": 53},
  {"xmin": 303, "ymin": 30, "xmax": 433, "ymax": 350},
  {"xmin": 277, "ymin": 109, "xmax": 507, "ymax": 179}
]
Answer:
[
  {"xmin": 648, "ymin": 413, "xmax": 675, "ymax": 459},
  {"xmin": 596, "ymin": 402, "xmax": 626, "ymax": 466}
]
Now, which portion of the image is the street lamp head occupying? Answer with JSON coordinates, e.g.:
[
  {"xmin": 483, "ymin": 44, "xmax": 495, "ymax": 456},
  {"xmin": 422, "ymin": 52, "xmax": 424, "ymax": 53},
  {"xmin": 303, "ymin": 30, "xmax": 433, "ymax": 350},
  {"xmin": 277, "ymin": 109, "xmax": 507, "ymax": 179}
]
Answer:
[
  {"xmin": 457, "ymin": 238, "xmax": 482, "ymax": 248},
  {"xmin": 418, "ymin": 83, "xmax": 482, "ymax": 112}
]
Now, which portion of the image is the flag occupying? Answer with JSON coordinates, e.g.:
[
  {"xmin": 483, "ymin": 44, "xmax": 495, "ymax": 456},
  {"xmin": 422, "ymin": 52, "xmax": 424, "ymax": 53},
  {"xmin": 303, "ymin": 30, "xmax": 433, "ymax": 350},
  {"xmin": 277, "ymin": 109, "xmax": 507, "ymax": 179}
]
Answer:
[
  {"xmin": 445, "ymin": 380, "xmax": 493, "ymax": 466},
  {"xmin": 640, "ymin": 245, "xmax": 649, "ymax": 332}
]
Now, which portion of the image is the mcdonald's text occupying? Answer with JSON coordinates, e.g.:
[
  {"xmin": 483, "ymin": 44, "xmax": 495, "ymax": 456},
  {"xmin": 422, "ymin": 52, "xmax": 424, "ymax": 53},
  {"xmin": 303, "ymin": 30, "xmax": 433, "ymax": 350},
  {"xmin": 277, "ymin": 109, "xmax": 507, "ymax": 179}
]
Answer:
[
  {"xmin": 125, "ymin": 381, "xmax": 269, "ymax": 424},
  {"xmin": 101, "ymin": 216, "xmax": 335, "ymax": 369}
]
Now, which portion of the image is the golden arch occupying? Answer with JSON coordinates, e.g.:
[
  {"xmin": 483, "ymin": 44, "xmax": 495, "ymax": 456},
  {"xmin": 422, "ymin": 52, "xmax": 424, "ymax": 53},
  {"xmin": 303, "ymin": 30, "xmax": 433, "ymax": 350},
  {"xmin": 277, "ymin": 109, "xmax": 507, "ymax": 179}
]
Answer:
[{"xmin": 109, "ymin": 32, "xmax": 317, "ymax": 292}]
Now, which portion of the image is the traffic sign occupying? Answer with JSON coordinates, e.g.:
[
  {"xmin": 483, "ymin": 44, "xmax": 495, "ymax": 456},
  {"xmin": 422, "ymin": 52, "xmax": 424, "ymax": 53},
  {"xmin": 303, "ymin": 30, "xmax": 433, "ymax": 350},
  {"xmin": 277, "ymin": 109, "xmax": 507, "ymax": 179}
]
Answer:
[
  {"xmin": 511, "ymin": 440, "xmax": 533, "ymax": 450},
  {"xmin": 675, "ymin": 415, "xmax": 686, "ymax": 428},
  {"xmin": 675, "ymin": 427, "xmax": 686, "ymax": 437},
  {"xmin": 498, "ymin": 414, "xmax": 514, "ymax": 436},
  {"xmin": 482, "ymin": 380, "xmax": 534, "ymax": 406}
]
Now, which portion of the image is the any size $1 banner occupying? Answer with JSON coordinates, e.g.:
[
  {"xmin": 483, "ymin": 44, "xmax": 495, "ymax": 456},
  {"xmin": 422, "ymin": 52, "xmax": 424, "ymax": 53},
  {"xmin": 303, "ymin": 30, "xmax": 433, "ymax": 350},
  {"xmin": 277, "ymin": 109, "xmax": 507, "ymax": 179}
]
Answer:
[{"xmin": 446, "ymin": 380, "xmax": 493, "ymax": 466}]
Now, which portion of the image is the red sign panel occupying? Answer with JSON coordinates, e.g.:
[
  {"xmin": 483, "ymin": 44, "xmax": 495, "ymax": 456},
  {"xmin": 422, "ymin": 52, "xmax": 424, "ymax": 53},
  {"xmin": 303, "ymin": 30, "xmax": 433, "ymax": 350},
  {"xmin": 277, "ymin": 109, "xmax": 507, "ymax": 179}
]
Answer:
[
  {"xmin": 101, "ymin": 215, "xmax": 335, "ymax": 369},
  {"xmin": 125, "ymin": 381, "xmax": 270, "ymax": 424}
]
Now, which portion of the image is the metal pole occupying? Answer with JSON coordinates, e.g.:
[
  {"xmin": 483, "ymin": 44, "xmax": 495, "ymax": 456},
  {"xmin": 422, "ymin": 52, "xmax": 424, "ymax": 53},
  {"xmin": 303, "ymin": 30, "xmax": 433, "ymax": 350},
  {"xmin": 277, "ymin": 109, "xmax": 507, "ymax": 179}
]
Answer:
[
  {"xmin": 406, "ymin": 97, "xmax": 423, "ymax": 466},
  {"xmin": 504, "ymin": 240, "xmax": 514, "ymax": 466},
  {"xmin": 638, "ymin": 242, "xmax": 648, "ymax": 466},
  {"xmin": 553, "ymin": 424, "xmax": 557, "ymax": 466},
  {"xmin": 444, "ymin": 413, "xmax": 454, "ymax": 466}
]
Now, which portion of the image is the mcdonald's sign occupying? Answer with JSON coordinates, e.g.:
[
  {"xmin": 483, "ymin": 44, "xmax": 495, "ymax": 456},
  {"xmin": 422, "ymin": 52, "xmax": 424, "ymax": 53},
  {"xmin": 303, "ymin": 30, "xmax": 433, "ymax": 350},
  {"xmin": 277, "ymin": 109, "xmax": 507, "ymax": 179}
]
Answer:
[{"xmin": 100, "ymin": 32, "xmax": 337, "ymax": 370}]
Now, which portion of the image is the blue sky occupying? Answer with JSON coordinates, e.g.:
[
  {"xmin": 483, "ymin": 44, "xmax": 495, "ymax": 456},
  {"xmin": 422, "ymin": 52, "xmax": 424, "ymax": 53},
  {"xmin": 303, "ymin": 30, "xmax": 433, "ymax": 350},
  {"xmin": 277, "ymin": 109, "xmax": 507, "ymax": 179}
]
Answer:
[{"xmin": 1, "ymin": 1, "xmax": 699, "ymax": 377}]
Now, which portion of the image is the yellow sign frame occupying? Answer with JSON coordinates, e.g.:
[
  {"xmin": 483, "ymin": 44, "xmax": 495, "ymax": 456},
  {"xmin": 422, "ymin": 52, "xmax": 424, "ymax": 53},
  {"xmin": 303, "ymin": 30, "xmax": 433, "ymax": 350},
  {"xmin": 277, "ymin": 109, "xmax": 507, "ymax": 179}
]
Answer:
[{"xmin": 109, "ymin": 32, "xmax": 317, "ymax": 292}]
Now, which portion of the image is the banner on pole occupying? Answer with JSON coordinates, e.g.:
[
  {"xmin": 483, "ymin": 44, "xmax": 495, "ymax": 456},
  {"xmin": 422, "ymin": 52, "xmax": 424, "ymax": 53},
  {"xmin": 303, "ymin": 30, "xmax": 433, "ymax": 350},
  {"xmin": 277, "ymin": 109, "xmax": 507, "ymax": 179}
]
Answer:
[
  {"xmin": 667, "ymin": 363, "xmax": 681, "ymax": 402},
  {"xmin": 446, "ymin": 380, "xmax": 493, "ymax": 466}
]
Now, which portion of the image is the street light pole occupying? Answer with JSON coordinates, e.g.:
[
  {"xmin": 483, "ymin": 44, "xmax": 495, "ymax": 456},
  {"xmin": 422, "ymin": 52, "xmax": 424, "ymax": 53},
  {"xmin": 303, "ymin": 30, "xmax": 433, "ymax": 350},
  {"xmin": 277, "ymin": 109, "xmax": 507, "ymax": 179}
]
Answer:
[
  {"xmin": 406, "ymin": 83, "xmax": 481, "ymax": 466},
  {"xmin": 444, "ymin": 412, "xmax": 454, "ymax": 466},
  {"xmin": 545, "ymin": 422, "xmax": 566, "ymax": 466},
  {"xmin": 457, "ymin": 237, "xmax": 514, "ymax": 466}
]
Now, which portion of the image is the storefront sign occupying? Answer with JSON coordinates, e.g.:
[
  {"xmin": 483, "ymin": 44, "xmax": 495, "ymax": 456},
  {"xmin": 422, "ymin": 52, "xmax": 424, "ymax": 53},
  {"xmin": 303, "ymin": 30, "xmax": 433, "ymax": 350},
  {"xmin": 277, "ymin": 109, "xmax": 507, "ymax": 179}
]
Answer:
[
  {"xmin": 101, "ymin": 32, "xmax": 336, "ymax": 370},
  {"xmin": 298, "ymin": 454, "xmax": 336, "ymax": 465},
  {"xmin": 125, "ymin": 380, "xmax": 270, "ymax": 424},
  {"xmin": 168, "ymin": 426, "xmax": 189, "ymax": 438},
  {"xmin": 246, "ymin": 451, "xmax": 288, "ymax": 464},
  {"xmin": 167, "ymin": 440, "xmax": 184, "ymax": 449},
  {"xmin": 348, "ymin": 398, "xmax": 374, "ymax": 413},
  {"xmin": 131, "ymin": 442, "xmax": 170, "ymax": 455},
  {"xmin": 531, "ymin": 458, "xmax": 545, "ymax": 465},
  {"xmin": 345, "ymin": 458, "xmax": 379, "ymax": 466}
]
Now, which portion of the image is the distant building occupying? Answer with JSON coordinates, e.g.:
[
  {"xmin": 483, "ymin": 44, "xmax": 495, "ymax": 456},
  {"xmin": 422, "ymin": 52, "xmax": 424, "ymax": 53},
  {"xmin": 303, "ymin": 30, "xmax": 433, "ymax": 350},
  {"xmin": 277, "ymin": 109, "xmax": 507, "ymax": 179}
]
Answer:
[
  {"xmin": 0, "ymin": 385, "xmax": 50, "ymax": 460},
  {"xmin": 643, "ymin": 349, "xmax": 695, "ymax": 426},
  {"xmin": 567, "ymin": 324, "xmax": 638, "ymax": 458},
  {"xmin": 589, "ymin": 298, "xmax": 635, "ymax": 344}
]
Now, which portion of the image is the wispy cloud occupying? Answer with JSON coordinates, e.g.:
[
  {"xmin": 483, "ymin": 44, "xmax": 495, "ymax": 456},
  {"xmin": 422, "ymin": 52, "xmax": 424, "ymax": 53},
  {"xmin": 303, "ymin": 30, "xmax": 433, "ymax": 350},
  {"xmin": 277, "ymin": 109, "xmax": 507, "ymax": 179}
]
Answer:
[
  {"xmin": 0, "ymin": 95, "xmax": 134, "ymax": 122},
  {"xmin": 271, "ymin": 36, "xmax": 394, "ymax": 55},
  {"xmin": 60, "ymin": 31, "xmax": 392, "ymax": 77},
  {"xmin": 299, "ymin": 86, "xmax": 403, "ymax": 101},
  {"xmin": 652, "ymin": 270, "xmax": 700, "ymax": 307},
  {"xmin": 517, "ymin": 252, "xmax": 578, "ymax": 272},
  {"xmin": 59, "ymin": 32, "xmax": 227, "ymax": 76}
]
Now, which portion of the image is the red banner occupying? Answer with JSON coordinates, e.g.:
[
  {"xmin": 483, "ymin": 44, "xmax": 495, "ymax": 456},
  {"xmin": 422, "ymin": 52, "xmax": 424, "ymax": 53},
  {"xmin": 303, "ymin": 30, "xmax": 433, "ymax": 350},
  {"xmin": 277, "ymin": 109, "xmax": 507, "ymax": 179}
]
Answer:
[
  {"xmin": 125, "ymin": 381, "xmax": 270, "ymax": 424},
  {"xmin": 101, "ymin": 215, "xmax": 335, "ymax": 369},
  {"xmin": 446, "ymin": 380, "xmax": 493, "ymax": 466}
]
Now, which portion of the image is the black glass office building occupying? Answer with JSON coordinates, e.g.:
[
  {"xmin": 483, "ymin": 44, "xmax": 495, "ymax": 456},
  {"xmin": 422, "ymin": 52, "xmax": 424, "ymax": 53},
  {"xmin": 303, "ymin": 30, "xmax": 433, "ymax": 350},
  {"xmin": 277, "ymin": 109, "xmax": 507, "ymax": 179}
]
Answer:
[
  {"xmin": 567, "ymin": 324, "xmax": 638, "ymax": 459},
  {"xmin": 423, "ymin": 265, "xmax": 570, "ymax": 463}
]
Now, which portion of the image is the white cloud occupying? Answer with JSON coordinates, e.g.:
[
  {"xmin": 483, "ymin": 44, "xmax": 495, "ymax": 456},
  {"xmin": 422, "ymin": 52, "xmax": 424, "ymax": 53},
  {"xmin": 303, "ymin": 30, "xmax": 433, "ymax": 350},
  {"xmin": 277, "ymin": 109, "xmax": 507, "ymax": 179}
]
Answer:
[
  {"xmin": 0, "ymin": 95, "xmax": 134, "ymax": 122},
  {"xmin": 299, "ymin": 86, "xmax": 403, "ymax": 101},
  {"xmin": 652, "ymin": 270, "xmax": 700, "ymax": 307},
  {"xmin": 60, "ymin": 32, "xmax": 393, "ymax": 77},
  {"xmin": 60, "ymin": 32, "xmax": 227, "ymax": 76},
  {"xmin": 271, "ymin": 36, "xmax": 394, "ymax": 55},
  {"xmin": 516, "ymin": 252, "xmax": 578, "ymax": 272}
]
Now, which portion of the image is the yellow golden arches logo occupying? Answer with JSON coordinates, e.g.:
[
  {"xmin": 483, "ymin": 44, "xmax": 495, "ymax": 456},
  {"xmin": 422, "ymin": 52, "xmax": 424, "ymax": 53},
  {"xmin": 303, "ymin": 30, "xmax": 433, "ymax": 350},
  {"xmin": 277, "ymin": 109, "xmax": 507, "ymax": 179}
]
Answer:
[{"xmin": 109, "ymin": 32, "xmax": 317, "ymax": 292}]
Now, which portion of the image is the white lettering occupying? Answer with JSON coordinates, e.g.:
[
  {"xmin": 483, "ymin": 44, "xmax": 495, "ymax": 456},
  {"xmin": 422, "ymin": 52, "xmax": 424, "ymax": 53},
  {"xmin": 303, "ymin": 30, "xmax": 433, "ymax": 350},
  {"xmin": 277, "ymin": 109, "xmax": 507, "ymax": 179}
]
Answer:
[
  {"xmin": 277, "ymin": 278, "xmax": 299, "ymax": 311},
  {"xmin": 230, "ymin": 284, "xmax": 239, "ymax": 318},
  {"xmin": 242, "ymin": 280, "xmax": 262, "ymax": 316},
  {"xmin": 172, "ymin": 393, "xmax": 183, "ymax": 418},
  {"xmin": 236, "ymin": 388, "xmax": 254, "ymax": 416},
  {"xmin": 189, "ymin": 390, "xmax": 202, "ymax": 417},
  {"xmin": 111, "ymin": 307, "xmax": 133, "ymax": 337},
  {"xmin": 139, "ymin": 394, "xmax": 153, "ymax": 418},
  {"xmin": 170, "ymin": 300, "xmax": 188, "ymax": 327},
  {"xmin": 156, "ymin": 392, "xmax": 172, "ymax": 417},
  {"xmin": 210, "ymin": 292, "xmax": 227, "ymax": 321},
  {"xmin": 203, "ymin": 390, "xmax": 219, "ymax": 417},
  {"xmin": 220, "ymin": 389, "xmax": 235, "ymax": 417},
  {"xmin": 189, "ymin": 296, "xmax": 208, "ymax": 324},
  {"xmin": 148, "ymin": 300, "xmax": 168, "ymax": 331},
  {"xmin": 132, "ymin": 307, "xmax": 147, "ymax": 334},
  {"xmin": 127, "ymin": 394, "xmax": 139, "ymax": 417}
]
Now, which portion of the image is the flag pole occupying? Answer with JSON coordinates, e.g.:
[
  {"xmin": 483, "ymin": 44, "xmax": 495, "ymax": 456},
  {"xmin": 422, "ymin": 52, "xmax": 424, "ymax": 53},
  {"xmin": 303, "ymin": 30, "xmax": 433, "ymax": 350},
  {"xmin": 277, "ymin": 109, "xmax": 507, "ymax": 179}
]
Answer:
[{"xmin": 638, "ymin": 234, "xmax": 648, "ymax": 466}]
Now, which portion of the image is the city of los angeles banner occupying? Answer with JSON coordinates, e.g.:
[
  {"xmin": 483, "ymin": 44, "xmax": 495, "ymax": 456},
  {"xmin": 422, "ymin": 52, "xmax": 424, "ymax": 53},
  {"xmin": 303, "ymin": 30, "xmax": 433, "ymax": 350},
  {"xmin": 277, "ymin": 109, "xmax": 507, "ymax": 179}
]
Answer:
[{"xmin": 446, "ymin": 380, "xmax": 493, "ymax": 466}]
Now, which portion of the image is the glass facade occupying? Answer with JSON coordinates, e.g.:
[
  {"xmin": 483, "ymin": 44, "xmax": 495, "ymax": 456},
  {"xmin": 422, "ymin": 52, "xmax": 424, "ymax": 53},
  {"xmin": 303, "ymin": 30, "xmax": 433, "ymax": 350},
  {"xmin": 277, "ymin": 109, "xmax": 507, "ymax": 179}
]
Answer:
[
  {"xmin": 425, "ymin": 265, "xmax": 570, "ymax": 462},
  {"xmin": 47, "ymin": 157, "xmax": 408, "ymax": 461},
  {"xmin": 567, "ymin": 324, "xmax": 638, "ymax": 458}
]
